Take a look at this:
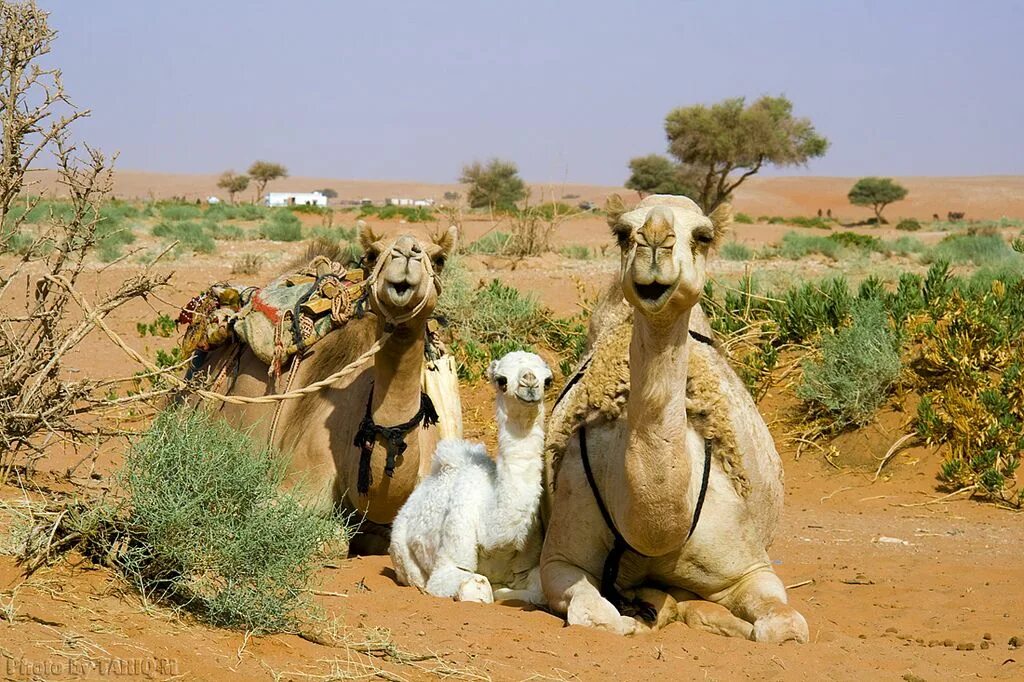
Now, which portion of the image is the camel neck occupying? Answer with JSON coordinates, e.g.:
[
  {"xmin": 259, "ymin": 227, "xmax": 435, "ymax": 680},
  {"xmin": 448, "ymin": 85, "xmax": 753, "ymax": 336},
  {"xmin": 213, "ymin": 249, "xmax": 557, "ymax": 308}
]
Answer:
[
  {"xmin": 489, "ymin": 401, "xmax": 545, "ymax": 549},
  {"xmin": 371, "ymin": 320, "xmax": 425, "ymax": 423},
  {"xmin": 615, "ymin": 307, "xmax": 696, "ymax": 555}
]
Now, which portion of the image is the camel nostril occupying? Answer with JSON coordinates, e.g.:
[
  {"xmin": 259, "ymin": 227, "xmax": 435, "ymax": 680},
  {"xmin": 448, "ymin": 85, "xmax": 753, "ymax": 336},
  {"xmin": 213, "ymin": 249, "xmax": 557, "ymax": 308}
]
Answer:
[
  {"xmin": 521, "ymin": 371, "xmax": 537, "ymax": 386},
  {"xmin": 411, "ymin": 243, "xmax": 422, "ymax": 253}
]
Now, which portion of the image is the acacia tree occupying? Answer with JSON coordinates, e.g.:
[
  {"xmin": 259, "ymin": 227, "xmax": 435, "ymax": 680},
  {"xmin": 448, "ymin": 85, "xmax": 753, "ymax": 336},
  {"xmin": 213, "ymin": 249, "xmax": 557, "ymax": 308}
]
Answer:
[
  {"xmin": 248, "ymin": 160, "xmax": 287, "ymax": 203},
  {"xmin": 216, "ymin": 171, "xmax": 249, "ymax": 204},
  {"xmin": 632, "ymin": 95, "xmax": 828, "ymax": 211},
  {"xmin": 625, "ymin": 154, "xmax": 701, "ymax": 198},
  {"xmin": 847, "ymin": 177, "xmax": 908, "ymax": 225},
  {"xmin": 459, "ymin": 158, "xmax": 526, "ymax": 211}
]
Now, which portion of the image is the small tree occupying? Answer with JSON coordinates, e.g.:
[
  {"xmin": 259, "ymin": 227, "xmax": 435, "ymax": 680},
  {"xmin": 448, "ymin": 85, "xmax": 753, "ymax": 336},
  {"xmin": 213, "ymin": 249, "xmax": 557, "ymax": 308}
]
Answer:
[
  {"xmin": 315, "ymin": 188, "xmax": 338, "ymax": 201},
  {"xmin": 459, "ymin": 159, "xmax": 526, "ymax": 211},
  {"xmin": 248, "ymin": 160, "xmax": 287, "ymax": 203},
  {"xmin": 661, "ymin": 95, "xmax": 829, "ymax": 210},
  {"xmin": 847, "ymin": 177, "xmax": 908, "ymax": 225},
  {"xmin": 216, "ymin": 171, "xmax": 249, "ymax": 204},
  {"xmin": 625, "ymin": 154, "xmax": 701, "ymax": 198}
]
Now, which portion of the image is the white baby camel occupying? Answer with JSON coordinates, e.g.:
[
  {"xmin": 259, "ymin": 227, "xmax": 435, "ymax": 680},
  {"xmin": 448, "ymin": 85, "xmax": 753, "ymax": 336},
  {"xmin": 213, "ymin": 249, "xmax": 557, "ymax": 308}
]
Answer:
[{"xmin": 390, "ymin": 351, "xmax": 552, "ymax": 604}]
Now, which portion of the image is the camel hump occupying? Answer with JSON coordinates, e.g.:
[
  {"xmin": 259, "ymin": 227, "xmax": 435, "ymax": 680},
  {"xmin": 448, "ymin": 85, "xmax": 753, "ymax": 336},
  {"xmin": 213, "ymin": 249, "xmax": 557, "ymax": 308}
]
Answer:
[{"xmin": 430, "ymin": 439, "xmax": 490, "ymax": 475}]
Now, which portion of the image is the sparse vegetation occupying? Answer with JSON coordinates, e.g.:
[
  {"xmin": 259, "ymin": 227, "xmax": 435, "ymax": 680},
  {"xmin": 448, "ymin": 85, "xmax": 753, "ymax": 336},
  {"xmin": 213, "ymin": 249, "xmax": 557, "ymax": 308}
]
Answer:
[
  {"xmin": 232, "ymin": 253, "xmax": 263, "ymax": 275},
  {"xmin": 797, "ymin": 299, "xmax": 902, "ymax": 428},
  {"xmin": 720, "ymin": 241, "xmax": 753, "ymax": 261},
  {"xmin": 152, "ymin": 220, "xmax": 215, "ymax": 254},
  {"xmin": 248, "ymin": 161, "xmax": 288, "ymax": 203},
  {"xmin": 733, "ymin": 212, "xmax": 754, "ymax": 224},
  {"xmin": 896, "ymin": 218, "xmax": 922, "ymax": 231},
  {"xmin": 259, "ymin": 210, "xmax": 303, "ymax": 242},
  {"xmin": 217, "ymin": 171, "xmax": 250, "ymax": 204},
  {"xmin": 459, "ymin": 159, "xmax": 527, "ymax": 211}
]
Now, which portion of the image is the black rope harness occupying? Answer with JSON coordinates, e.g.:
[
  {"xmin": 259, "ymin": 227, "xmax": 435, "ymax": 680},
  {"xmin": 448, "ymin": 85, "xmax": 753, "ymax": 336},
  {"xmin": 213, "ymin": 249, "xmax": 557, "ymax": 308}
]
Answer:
[
  {"xmin": 354, "ymin": 385, "xmax": 439, "ymax": 495},
  {"xmin": 572, "ymin": 328, "xmax": 716, "ymax": 622}
]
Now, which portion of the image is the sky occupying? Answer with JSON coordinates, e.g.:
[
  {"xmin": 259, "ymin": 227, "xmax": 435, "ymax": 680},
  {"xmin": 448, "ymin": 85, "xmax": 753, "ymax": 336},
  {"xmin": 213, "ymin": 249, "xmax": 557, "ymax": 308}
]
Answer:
[{"xmin": 39, "ymin": 0, "xmax": 1024, "ymax": 185}]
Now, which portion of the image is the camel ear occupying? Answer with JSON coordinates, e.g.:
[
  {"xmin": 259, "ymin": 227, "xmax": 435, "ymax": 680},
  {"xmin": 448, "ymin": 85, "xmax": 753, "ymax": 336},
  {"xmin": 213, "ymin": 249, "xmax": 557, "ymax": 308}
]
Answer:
[
  {"xmin": 359, "ymin": 226, "xmax": 384, "ymax": 265},
  {"xmin": 485, "ymin": 360, "xmax": 498, "ymax": 382},
  {"xmin": 425, "ymin": 225, "xmax": 457, "ymax": 273},
  {"xmin": 605, "ymin": 194, "xmax": 631, "ymax": 246},
  {"xmin": 708, "ymin": 202, "xmax": 733, "ymax": 247}
]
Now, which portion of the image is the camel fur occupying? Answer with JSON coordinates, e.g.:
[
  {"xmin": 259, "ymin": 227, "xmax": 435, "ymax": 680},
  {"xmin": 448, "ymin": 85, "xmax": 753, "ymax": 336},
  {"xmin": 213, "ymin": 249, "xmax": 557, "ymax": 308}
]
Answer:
[
  {"xmin": 540, "ymin": 194, "xmax": 807, "ymax": 642},
  {"xmin": 390, "ymin": 351, "xmax": 552, "ymax": 604}
]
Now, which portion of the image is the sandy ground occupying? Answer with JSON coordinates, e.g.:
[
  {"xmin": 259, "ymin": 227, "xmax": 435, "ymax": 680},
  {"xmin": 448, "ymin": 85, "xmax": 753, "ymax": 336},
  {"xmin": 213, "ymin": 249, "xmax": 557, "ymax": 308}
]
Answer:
[{"xmin": 2, "ymin": 185, "xmax": 1023, "ymax": 681}]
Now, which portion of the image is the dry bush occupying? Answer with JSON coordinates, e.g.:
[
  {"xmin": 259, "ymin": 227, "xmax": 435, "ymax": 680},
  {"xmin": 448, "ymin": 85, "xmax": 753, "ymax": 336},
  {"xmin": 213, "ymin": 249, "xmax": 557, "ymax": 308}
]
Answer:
[
  {"xmin": 503, "ymin": 193, "xmax": 574, "ymax": 257},
  {"xmin": 0, "ymin": 1, "xmax": 170, "ymax": 476}
]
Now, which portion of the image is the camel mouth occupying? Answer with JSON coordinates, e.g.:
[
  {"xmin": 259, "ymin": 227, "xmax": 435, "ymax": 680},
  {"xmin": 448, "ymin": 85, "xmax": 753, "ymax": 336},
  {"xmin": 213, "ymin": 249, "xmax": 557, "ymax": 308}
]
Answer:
[
  {"xmin": 633, "ymin": 281, "xmax": 672, "ymax": 306},
  {"xmin": 384, "ymin": 280, "xmax": 416, "ymax": 305},
  {"xmin": 514, "ymin": 389, "xmax": 543, "ymax": 405}
]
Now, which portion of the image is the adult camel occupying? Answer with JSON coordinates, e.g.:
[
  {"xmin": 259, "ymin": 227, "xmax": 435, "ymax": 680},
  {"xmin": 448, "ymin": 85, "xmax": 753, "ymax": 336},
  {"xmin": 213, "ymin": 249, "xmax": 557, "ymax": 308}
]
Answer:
[
  {"xmin": 541, "ymin": 195, "xmax": 808, "ymax": 642},
  {"xmin": 196, "ymin": 227, "xmax": 458, "ymax": 554}
]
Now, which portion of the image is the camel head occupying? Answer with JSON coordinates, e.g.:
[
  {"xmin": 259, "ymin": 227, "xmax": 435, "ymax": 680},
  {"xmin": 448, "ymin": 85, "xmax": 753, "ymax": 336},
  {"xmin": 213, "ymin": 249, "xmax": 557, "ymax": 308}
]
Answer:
[
  {"xmin": 487, "ymin": 351, "xmax": 553, "ymax": 415},
  {"xmin": 360, "ymin": 225, "xmax": 457, "ymax": 325},
  {"xmin": 606, "ymin": 194, "xmax": 731, "ymax": 322}
]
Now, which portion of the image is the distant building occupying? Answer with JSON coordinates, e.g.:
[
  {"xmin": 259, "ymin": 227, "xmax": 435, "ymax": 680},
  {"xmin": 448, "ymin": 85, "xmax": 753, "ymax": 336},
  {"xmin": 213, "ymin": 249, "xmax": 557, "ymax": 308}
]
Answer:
[
  {"xmin": 385, "ymin": 197, "xmax": 435, "ymax": 208},
  {"xmin": 207, "ymin": 196, "xmax": 221, "ymax": 204},
  {"xmin": 265, "ymin": 191, "xmax": 328, "ymax": 207}
]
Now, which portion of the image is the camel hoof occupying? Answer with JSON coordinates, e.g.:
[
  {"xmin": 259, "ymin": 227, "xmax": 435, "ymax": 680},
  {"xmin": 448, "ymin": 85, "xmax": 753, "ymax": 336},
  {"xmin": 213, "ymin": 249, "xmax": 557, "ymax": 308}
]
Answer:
[
  {"xmin": 751, "ymin": 607, "xmax": 809, "ymax": 643},
  {"xmin": 456, "ymin": 575, "xmax": 494, "ymax": 604},
  {"xmin": 567, "ymin": 594, "xmax": 637, "ymax": 635}
]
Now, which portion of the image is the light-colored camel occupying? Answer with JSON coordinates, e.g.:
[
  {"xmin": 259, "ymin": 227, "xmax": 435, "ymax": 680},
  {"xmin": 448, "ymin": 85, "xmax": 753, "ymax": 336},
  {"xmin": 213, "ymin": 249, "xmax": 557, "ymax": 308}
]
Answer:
[
  {"xmin": 198, "ymin": 227, "xmax": 458, "ymax": 554},
  {"xmin": 540, "ymin": 194, "xmax": 809, "ymax": 642},
  {"xmin": 390, "ymin": 351, "xmax": 551, "ymax": 605}
]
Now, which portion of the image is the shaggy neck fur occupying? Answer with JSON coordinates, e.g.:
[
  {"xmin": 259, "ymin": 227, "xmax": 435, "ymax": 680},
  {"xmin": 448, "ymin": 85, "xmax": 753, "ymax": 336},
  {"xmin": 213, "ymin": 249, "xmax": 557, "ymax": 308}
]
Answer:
[
  {"xmin": 614, "ymin": 306, "xmax": 696, "ymax": 556},
  {"xmin": 486, "ymin": 396, "xmax": 546, "ymax": 550}
]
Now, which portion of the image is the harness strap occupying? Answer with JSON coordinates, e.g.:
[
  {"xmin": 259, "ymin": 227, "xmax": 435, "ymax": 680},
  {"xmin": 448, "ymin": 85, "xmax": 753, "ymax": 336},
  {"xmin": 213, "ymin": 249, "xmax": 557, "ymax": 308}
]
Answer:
[
  {"xmin": 578, "ymin": 423, "xmax": 712, "ymax": 622},
  {"xmin": 354, "ymin": 385, "xmax": 439, "ymax": 495}
]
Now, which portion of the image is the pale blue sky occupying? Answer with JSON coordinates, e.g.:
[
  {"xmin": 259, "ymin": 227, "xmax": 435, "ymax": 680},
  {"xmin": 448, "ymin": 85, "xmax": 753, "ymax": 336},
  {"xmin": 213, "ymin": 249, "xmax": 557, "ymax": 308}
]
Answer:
[{"xmin": 41, "ymin": 0, "xmax": 1023, "ymax": 184}]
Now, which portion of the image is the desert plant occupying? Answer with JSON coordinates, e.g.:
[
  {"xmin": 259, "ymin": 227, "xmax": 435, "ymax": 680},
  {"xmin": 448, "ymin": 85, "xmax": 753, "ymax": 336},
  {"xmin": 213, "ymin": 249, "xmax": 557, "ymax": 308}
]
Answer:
[
  {"xmin": 926, "ymin": 232, "xmax": 1013, "ymax": 266},
  {"xmin": 217, "ymin": 171, "xmax": 250, "ymax": 204},
  {"xmin": 1, "ymin": 0, "xmax": 170, "ymax": 472},
  {"xmin": 720, "ymin": 241, "xmax": 753, "ymax": 261},
  {"xmin": 558, "ymin": 244, "xmax": 592, "ymax": 260},
  {"xmin": 624, "ymin": 154, "xmax": 701, "ymax": 198},
  {"xmin": 659, "ymin": 95, "xmax": 829, "ymax": 210},
  {"xmin": 231, "ymin": 253, "xmax": 263, "ymax": 275},
  {"xmin": 136, "ymin": 314, "xmax": 176, "ymax": 338},
  {"xmin": 35, "ymin": 409, "xmax": 346, "ymax": 632},
  {"xmin": 248, "ymin": 161, "xmax": 288, "ymax": 203},
  {"xmin": 151, "ymin": 220, "xmax": 215, "ymax": 254},
  {"xmin": 158, "ymin": 202, "xmax": 202, "ymax": 221},
  {"xmin": 259, "ymin": 210, "xmax": 303, "ymax": 242},
  {"xmin": 459, "ymin": 159, "xmax": 527, "ymax": 211},
  {"xmin": 733, "ymin": 212, "xmax": 754, "ymax": 224},
  {"xmin": 847, "ymin": 177, "xmax": 908, "ymax": 225},
  {"xmin": 797, "ymin": 299, "xmax": 901, "ymax": 428},
  {"xmin": 896, "ymin": 218, "xmax": 921, "ymax": 231},
  {"xmin": 466, "ymin": 231, "xmax": 510, "ymax": 255}
]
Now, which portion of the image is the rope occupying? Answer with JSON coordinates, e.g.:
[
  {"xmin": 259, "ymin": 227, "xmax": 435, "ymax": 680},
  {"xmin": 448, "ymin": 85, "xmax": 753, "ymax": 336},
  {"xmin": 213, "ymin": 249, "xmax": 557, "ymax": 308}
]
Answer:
[{"xmin": 46, "ymin": 274, "xmax": 389, "ymax": 406}]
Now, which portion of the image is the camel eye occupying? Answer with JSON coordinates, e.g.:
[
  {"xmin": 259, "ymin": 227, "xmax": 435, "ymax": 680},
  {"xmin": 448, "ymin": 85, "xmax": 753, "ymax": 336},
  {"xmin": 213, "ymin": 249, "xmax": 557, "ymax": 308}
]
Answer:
[
  {"xmin": 544, "ymin": 376, "xmax": 553, "ymax": 389},
  {"xmin": 693, "ymin": 228, "xmax": 714, "ymax": 245},
  {"xmin": 495, "ymin": 375, "xmax": 508, "ymax": 391}
]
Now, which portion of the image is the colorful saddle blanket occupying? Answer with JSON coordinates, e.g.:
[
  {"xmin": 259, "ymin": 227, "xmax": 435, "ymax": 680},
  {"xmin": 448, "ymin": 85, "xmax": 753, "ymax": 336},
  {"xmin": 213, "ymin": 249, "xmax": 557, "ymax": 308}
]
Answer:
[{"xmin": 179, "ymin": 256, "xmax": 368, "ymax": 376}]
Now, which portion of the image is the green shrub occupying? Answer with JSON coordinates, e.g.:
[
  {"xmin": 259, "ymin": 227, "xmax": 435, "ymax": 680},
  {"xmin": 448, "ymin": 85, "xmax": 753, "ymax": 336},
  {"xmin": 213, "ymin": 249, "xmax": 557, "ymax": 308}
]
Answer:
[
  {"xmin": 259, "ymin": 211, "xmax": 303, "ymax": 242},
  {"xmin": 881, "ymin": 235, "xmax": 926, "ymax": 256},
  {"xmin": 287, "ymin": 203, "xmax": 327, "ymax": 215},
  {"xmin": 205, "ymin": 220, "xmax": 247, "ymax": 241},
  {"xmin": 23, "ymin": 199, "xmax": 76, "ymax": 224},
  {"xmin": 797, "ymin": 299, "xmax": 901, "ymax": 427},
  {"xmin": 151, "ymin": 220, "xmax": 215, "ymax": 254},
  {"xmin": 79, "ymin": 409, "xmax": 344, "ymax": 632},
  {"xmin": 466, "ymin": 231, "xmax": 511, "ymax": 255},
  {"xmin": 788, "ymin": 215, "xmax": 832, "ymax": 229},
  {"xmin": 158, "ymin": 202, "xmax": 202, "ymax": 221},
  {"xmin": 895, "ymin": 218, "xmax": 921, "ymax": 231},
  {"xmin": 776, "ymin": 232, "xmax": 842, "ymax": 260},
  {"xmin": 307, "ymin": 225, "xmax": 358, "ymax": 242},
  {"xmin": 559, "ymin": 244, "xmax": 592, "ymax": 259},
  {"xmin": 828, "ymin": 231, "xmax": 882, "ymax": 251},
  {"xmin": 720, "ymin": 242, "xmax": 753, "ymax": 261},
  {"xmin": 927, "ymin": 233, "xmax": 1013, "ymax": 266},
  {"xmin": 206, "ymin": 203, "xmax": 269, "ymax": 222},
  {"xmin": 360, "ymin": 204, "xmax": 434, "ymax": 222},
  {"xmin": 733, "ymin": 212, "xmax": 754, "ymax": 224}
]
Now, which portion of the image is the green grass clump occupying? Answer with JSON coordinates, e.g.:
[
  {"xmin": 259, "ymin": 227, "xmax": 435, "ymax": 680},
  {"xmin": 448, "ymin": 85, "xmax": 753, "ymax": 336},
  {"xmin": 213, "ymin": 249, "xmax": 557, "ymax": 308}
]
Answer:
[
  {"xmin": 881, "ymin": 235, "xmax": 926, "ymax": 256},
  {"xmin": 466, "ymin": 231, "xmax": 511, "ymax": 255},
  {"xmin": 720, "ymin": 242, "xmax": 753, "ymax": 261},
  {"xmin": 437, "ymin": 257, "xmax": 586, "ymax": 379},
  {"xmin": 205, "ymin": 203, "xmax": 270, "ymax": 222},
  {"xmin": 775, "ymin": 232, "xmax": 843, "ymax": 260},
  {"xmin": 896, "ymin": 218, "xmax": 921, "ymax": 231},
  {"xmin": 307, "ymin": 225, "xmax": 358, "ymax": 243},
  {"xmin": 788, "ymin": 215, "xmax": 832, "ymax": 229},
  {"xmin": 259, "ymin": 211, "xmax": 303, "ymax": 242},
  {"xmin": 559, "ymin": 244, "xmax": 592, "ymax": 260},
  {"xmin": 205, "ymin": 220, "xmax": 247, "ymax": 241},
  {"xmin": 733, "ymin": 212, "xmax": 754, "ymax": 224},
  {"xmin": 927, "ymin": 233, "xmax": 1013, "ymax": 266},
  {"xmin": 360, "ymin": 204, "xmax": 434, "ymax": 222},
  {"xmin": 80, "ymin": 409, "xmax": 344, "ymax": 632},
  {"xmin": 152, "ymin": 220, "xmax": 215, "ymax": 254},
  {"xmin": 158, "ymin": 202, "xmax": 203, "ymax": 221},
  {"xmin": 797, "ymin": 299, "xmax": 901, "ymax": 427}
]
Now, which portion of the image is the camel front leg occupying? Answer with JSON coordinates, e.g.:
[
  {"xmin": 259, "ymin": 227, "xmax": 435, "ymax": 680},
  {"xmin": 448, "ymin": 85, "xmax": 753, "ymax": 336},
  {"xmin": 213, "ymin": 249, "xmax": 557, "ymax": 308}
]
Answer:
[
  {"xmin": 425, "ymin": 563, "xmax": 494, "ymax": 603},
  {"xmin": 492, "ymin": 566, "xmax": 545, "ymax": 606},
  {"xmin": 542, "ymin": 558, "xmax": 637, "ymax": 635},
  {"xmin": 712, "ymin": 568, "xmax": 808, "ymax": 643}
]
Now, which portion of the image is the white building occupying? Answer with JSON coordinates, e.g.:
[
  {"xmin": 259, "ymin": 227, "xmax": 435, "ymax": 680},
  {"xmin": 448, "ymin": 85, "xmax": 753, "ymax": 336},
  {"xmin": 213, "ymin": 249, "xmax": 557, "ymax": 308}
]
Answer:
[
  {"xmin": 265, "ymin": 191, "xmax": 328, "ymax": 207},
  {"xmin": 385, "ymin": 197, "xmax": 435, "ymax": 207}
]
